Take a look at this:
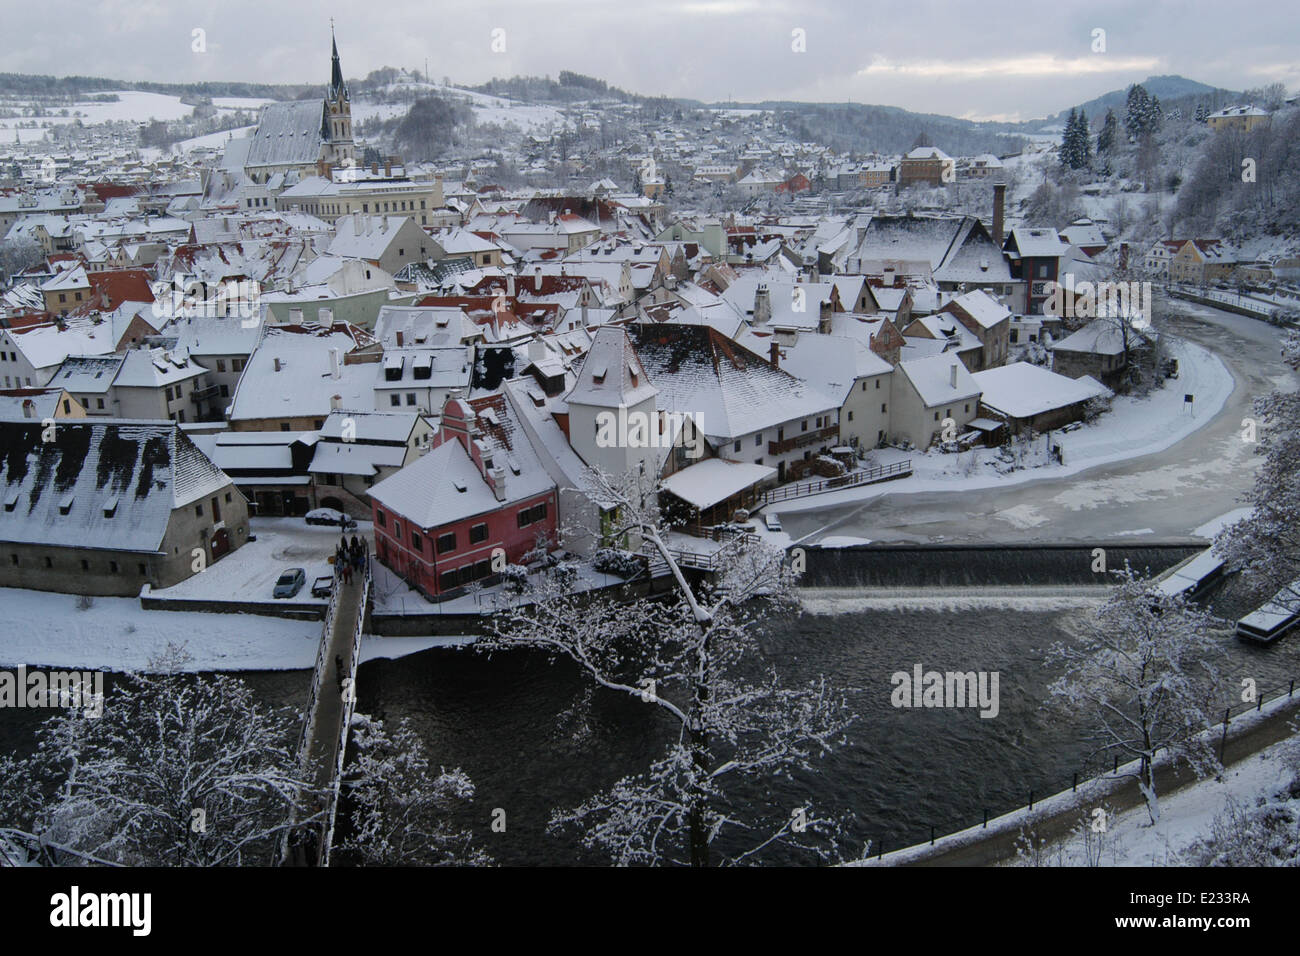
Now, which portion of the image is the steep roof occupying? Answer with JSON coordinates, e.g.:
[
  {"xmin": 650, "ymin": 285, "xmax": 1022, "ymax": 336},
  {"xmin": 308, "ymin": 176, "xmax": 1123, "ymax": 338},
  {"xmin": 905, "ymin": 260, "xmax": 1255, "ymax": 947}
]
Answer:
[
  {"xmin": 245, "ymin": 100, "xmax": 328, "ymax": 168},
  {"xmin": 0, "ymin": 419, "xmax": 230, "ymax": 552},
  {"xmin": 628, "ymin": 323, "xmax": 836, "ymax": 441},
  {"xmin": 566, "ymin": 325, "xmax": 657, "ymax": 408}
]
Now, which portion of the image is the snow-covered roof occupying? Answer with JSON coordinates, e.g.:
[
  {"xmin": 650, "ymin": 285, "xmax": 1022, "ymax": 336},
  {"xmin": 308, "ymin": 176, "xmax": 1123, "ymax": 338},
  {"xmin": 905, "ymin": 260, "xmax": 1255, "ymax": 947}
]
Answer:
[
  {"xmin": 368, "ymin": 430, "xmax": 552, "ymax": 530},
  {"xmin": 566, "ymin": 325, "xmax": 657, "ymax": 408},
  {"xmin": 229, "ymin": 327, "xmax": 373, "ymax": 422},
  {"xmin": 309, "ymin": 440, "xmax": 406, "ymax": 476},
  {"xmin": 630, "ymin": 324, "xmax": 837, "ymax": 441},
  {"xmin": 943, "ymin": 289, "xmax": 1009, "ymax": 329},
  {"xmin": 0, "ymin": 420, "xmax": 231, "ymax": 552},
  {"xmin": 659, "ymin": 458, "xmax": 775, "ymax": 510},
  {"xmin": 898, "ymin": 354, "xmax": 981, "ymax": 407},
  {"xmin": 316, "ymin": 408, "xmax": 421, "ymax": 444},
  {"xmin": 1006, "ymin": 227, "xmax": 1066, "ymax": 259},
  {"xmin": 1053, "ymin": 318, "xmax": 1146, "ymax": 356},
  {"xmin": 245, "ymin": 100, "xmax": 327, "ymax": 168},
  {"xmin": 971, "ymin": 362, "xmax": 1110, "ymax": 419}
]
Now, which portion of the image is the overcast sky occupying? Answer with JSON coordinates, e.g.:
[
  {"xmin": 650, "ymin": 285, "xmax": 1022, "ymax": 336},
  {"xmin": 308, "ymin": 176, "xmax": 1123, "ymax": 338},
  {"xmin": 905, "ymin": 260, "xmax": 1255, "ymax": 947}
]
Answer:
[{"xmin": 5, "ymin": 0, "xmax": 1297, "ymax": 121}]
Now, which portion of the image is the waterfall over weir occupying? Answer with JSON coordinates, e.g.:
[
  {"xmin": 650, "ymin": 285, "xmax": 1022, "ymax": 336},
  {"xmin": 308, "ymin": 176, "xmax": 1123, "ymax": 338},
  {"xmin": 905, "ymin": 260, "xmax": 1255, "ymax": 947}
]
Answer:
[{"xmin": 796, "ymin": 542, "xmax": 1207, "ymax": 589}]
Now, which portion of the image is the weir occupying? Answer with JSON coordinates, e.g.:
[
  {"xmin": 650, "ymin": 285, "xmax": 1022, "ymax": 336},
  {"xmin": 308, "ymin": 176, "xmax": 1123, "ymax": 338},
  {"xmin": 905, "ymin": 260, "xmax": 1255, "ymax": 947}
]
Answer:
[{"xmin": 796, "ymin": 541, "xmax": 1206, "ymax": 588}]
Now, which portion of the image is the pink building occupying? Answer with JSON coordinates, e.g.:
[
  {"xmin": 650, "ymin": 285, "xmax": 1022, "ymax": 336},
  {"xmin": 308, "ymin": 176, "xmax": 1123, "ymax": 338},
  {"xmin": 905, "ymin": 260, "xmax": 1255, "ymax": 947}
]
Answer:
[{"xmin": 369, "ymin": 395, "xmax": 557, "ymax": 600}]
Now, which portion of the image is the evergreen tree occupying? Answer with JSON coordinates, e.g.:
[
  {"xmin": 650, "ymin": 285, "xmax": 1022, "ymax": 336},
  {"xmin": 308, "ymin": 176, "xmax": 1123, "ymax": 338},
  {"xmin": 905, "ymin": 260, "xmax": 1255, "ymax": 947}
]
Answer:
[
  {"xmin": 1060, "ymin": 108, "xmax": 1079, "ymax": 169},
  {"xmin": 1097, "ymin": 109, "xmax": 1118, "ymax": 153},
  {"xmin": 1060, "ymin": 109, "xmax": 1091, "ymax": 170},
  {"xmin": 1125, "ymin": 84, "xmax": 1151, "ymax": 140}
]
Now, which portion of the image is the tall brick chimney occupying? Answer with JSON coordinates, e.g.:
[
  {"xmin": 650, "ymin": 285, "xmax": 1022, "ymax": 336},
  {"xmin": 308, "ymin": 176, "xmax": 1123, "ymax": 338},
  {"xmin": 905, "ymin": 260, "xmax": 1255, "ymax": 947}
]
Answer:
[{"xmin": 992, "ymin": 182, "xmax": 1006, "ymax": 247}]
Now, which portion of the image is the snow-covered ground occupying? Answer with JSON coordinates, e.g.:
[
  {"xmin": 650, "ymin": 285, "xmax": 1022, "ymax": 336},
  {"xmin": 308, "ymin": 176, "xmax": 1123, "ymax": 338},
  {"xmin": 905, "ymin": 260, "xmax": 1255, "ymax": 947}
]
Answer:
[
  {"xmin": 1014, "ymin": 732, "xmax": 1298, "ymax": 867},
  {"xmin": 0, "ymin": 585, "xmax": 449, "ymax": 674},
  {"xmin": 148, "ymin": 516, "xmax": 360, "ymax": 608},
  {"xmin": 353, "ymin": 83, "xmax": 569, "ymax": 135},
  {"xmin": 0, "ymin": 517, "xmax": 455, "ymax": 673},
  {"xmin": 771, "ymin": 336, "xmax": 1232, "ymax": 517},
  {"xmin": 172, "ymin": 125, "xmax": 257, "ymax": 154}
]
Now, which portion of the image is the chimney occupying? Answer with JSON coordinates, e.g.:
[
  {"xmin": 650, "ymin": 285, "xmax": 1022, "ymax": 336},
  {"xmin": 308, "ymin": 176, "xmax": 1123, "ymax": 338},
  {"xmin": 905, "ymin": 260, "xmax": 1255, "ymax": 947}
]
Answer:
[
  {"xmin": 506, "ymin": 274, "xmax": 515, "ymax": 298},
  {"xmin": 319, "ymin": 306, "xmax": 333, "ymax": 326},
  {"xmin": 371, "ymin": 161, "xmax": 379, "ymax": 175},
  {"xmin": 274, "ymin": 357, "xmax": 282, "ymax": 372},
  {"xmin": 754, "ymin": 283, "xmax": 771, "ymax": 325},
  {"xmin": 395, "ymin": 329, "xmax": 405, "ymax": 346},
  {"xmin": 818, "ymin": 298, "xmax": 832, "ymax": 334},
  {"xmin": 528, "ymin": 336, "xmax": 547, "ymax": 362},
  {"xmin": 329, "ymin": 348, "xmax": 341, "ymax": 379},
  {"xmin": 1119, "ymin": 242, "xmax": 1130, "ymax": 272},
  {"xmin": 490, "ymin": 466, "xmax": 506, "ymax": 502},
  {"xmin": 534, "ymin": 266, "xmax": 543, "ymax": 293},
  {"xmin": 581, "ymin": 300, "xmax": 589, "ymax": 326},
  {"xmin": 992, "ymin": 182, "xmax": 1006, "ymax": 247},
  {"xmin": 769, "ymin": 341, "xmax": 781, "ymax": 369},
  {"xmin": 950, "ymin": 363, "xmax": 958, "ymax": 388},
  {"xmin": 385, "ymin": 159, "xmax": 392, "ymax": 177},
  {"xmin": 330, "ymin": 393, "xmax": 342, "ymax": 410},
  {"xmin": 22, "ymin": 399, "xmax": 35, "ymax": 419}
]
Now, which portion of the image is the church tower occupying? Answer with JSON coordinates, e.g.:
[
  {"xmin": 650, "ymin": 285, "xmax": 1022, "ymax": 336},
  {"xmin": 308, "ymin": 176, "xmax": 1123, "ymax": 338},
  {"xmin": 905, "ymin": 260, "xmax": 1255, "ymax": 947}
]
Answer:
[{"xmin": 325, "ymin": 27, "xmax": 355, "ymax": 166}]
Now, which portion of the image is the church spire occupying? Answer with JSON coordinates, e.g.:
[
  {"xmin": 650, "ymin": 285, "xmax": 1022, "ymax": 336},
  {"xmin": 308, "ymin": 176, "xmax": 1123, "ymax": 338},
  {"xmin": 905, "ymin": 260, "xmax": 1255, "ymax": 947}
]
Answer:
[{"xmin": 329, "ymin": 24, "xmax": 347, "ymax": 102}]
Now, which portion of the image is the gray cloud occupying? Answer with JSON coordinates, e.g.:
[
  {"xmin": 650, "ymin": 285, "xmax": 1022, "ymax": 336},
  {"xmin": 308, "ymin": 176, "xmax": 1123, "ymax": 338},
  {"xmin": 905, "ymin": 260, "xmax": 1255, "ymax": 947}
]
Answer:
[{"xmin": 2, "ymin": 0, "xmax": 1295, "ymax": 119}]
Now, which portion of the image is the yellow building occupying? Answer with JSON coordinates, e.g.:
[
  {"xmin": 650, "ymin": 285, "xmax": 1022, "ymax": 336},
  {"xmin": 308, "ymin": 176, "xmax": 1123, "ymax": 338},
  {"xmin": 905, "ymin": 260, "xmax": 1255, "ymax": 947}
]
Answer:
[{"xmin": 1207, "ymin": 105, "xmax": 1270, "ymax": 133}]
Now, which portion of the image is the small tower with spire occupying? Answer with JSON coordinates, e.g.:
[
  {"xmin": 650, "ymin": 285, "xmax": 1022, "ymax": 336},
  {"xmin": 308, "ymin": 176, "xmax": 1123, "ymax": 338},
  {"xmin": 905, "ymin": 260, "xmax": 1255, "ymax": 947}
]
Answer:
[{"xmin": 325, "ymin": 23, "xmax": 355, "ymax": 166}]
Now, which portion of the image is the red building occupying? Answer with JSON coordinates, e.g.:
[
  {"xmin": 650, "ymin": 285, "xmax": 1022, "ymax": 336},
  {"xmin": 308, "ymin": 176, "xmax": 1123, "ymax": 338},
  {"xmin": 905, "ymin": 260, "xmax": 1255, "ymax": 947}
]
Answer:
[{"xmin": 368, "ymin": 396, "xmax": 557, "ymax": 601}]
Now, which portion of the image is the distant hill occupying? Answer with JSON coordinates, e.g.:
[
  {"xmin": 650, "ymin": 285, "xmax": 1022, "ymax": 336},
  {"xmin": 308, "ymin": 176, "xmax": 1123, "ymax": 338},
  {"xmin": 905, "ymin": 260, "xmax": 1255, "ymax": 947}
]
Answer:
[{"xmin": 1038, "ymin": 75, "xmax": 1240, "ymax": 127}]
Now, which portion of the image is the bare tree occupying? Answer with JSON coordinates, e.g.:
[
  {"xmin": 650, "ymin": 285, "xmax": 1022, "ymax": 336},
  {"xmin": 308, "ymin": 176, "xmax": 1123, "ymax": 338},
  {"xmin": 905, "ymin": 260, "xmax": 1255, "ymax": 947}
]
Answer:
[
  {"xmin": 1217, "ymin": 332, "xmax": 1300, "ymax": 610},
  {"xmin": 480, "ymin": 468, "xmax": 854, "ymax": 866},
  {"xmin": 335, "ymin": 714, "xmax": 489, "ymax": 866},
  {"xmin": 0, "ymin": 646, "xmax": 323, "ymax": 865},
  {"xmin": 1047, "ymin": 565, "xmax": 1224, "ymax": 825}
]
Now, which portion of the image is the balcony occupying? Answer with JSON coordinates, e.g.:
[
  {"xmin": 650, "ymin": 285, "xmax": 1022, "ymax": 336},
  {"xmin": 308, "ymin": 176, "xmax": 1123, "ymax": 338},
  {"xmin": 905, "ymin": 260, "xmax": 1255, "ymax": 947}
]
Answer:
[
  {"xmin": 190, "ymin": 383, "xmax": 222, "ymax": 403},
  {"xmin": 768, "ymin": 425, "xmax": 838, "ymax": 456}
]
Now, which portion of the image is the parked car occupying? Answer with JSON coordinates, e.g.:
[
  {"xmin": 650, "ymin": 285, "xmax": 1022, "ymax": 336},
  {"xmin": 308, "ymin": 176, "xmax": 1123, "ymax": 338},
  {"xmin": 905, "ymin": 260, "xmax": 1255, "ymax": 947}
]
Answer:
[
  {"xmin": 306, "ymin": 508, "xmax": 357, "ymax": 530},
  {"xmin": 764, "ymin": 513, "xmax": 783, "ymax": 533},
  {"xmin": 273, "ymin": 568, "xmax": 307, "ymax": 598},
  {"xmin": 310, "ymin": 575, "xmax": 333, "ymax": 598}
]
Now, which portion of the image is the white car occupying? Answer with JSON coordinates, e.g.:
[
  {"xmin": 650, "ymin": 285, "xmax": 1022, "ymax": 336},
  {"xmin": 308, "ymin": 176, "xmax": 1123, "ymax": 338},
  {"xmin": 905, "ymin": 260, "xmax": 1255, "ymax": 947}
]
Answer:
[{"xmin": 764, "ymin": 513, "xmax": 783, "ymax": 533}]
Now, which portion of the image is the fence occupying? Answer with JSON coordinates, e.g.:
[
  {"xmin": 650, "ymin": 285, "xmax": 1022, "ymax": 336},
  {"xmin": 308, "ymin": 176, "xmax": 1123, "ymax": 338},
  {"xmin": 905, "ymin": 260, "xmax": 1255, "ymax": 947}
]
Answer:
[
  {"xmin": 758, "ymin": 459, "xmax": 912, "ymax": 506},
  {"xmin": 656, "ymin": 530, "xmax": 757, "ymax": 572},
  {"xmin": 873, "ymin": 673, "xmax": 1299, "ymax": 863},
  {"xmin": 319, "ymin": 559, "xmax": 371, "ymax": 867}
]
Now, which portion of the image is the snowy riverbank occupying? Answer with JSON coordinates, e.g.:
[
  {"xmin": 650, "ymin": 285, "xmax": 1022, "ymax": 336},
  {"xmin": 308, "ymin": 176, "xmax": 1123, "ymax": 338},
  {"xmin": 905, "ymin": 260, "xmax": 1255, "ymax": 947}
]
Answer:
[
  {"xmin": 0, "ymin": 587, "xmax": 451, "ymax": 673},
  {"xmin": 776, "ymin": 336, "xmax": 1232, "ymax": 519}
]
